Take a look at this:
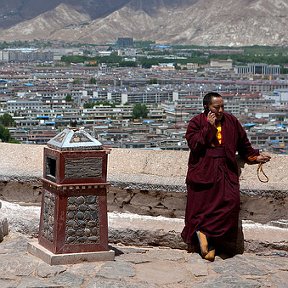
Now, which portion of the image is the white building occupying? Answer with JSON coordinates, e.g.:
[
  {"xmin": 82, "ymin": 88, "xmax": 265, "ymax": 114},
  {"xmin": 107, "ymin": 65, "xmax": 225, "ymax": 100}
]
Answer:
[
  {"xmin": 210, "ymin": 59, "xmax": 233, "ymax": 70},
  {"xmin": 234, "ymin": 63, "xmax": 280, "ymax": 75},
  {"xmin": 264, "ymin": 89, "xmax": 288, "ymax": 105}
]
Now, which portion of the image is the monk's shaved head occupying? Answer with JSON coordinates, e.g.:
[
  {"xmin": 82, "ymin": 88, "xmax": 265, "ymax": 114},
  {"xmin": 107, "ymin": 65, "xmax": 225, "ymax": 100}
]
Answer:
[{"xmin": 203, "ymin": 92, "xmax": 222, "ymax": 109}]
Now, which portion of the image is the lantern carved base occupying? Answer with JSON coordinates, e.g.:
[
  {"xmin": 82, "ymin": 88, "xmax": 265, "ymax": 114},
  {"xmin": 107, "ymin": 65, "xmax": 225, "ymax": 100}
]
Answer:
[{"xmin": 38, "ymin": 180, "xmax": 110, "ymax": 254}]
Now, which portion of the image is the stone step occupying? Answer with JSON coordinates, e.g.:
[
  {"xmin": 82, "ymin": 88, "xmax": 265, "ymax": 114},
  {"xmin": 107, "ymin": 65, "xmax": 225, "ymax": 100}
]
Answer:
[
  {"xmin": 269, "ymin": 219, "xmax": 288, "ymax": 229},
  {"xmin": 108, "ymin": 212, "xmax": 288, "ymax": 253}
]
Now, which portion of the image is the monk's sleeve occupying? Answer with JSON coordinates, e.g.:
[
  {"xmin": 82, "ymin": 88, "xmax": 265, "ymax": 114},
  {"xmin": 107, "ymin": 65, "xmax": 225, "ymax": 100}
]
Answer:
[
  {"xmin": 236, "ymin": 119, "xmax": 259, "ymax": 162},
  {"xmin": 185, "ymin": 116, "xmax": 217, "ymax": 153}
]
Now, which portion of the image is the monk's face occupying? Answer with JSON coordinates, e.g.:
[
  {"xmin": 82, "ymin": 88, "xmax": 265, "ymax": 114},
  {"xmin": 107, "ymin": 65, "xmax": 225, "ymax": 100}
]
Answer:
[{"xmin": 208, "ymin": 96, "xmax": 224, "ymax": 121}]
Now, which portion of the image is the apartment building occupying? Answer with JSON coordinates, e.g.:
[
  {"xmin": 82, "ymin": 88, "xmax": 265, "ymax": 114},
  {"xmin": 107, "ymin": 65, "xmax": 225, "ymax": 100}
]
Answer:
[
  {"xmin": 248, "ymin": 130, "xmax": 288, "ymax": 152},
  {"xmin": 0, "ymin": 49, "xmax": 53, "ymax": 63},
  {"xmin": 92, "ymin": 89, "xmax": 174, "ymax": 104},
  {"xmin": 265, "ymin": 89, "xmax": 288, "ymax": 105},
  {"xmin": 27, "ymin": 127, "xmax": 58, "ymax": 144},
  {"xmin": 234, "ymin": 63, "xmax": 280, "ymax": 75}
]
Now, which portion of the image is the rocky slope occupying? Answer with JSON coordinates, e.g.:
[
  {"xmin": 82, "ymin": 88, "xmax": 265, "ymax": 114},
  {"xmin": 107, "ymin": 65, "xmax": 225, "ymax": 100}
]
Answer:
[{"xmin": 0, "ymin": 0, "xmax": 287, "ymax": 46}]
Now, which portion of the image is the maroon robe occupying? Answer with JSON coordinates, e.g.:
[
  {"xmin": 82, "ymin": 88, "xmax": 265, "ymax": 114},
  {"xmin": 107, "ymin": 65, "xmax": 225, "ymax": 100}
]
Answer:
[{"xmin": 181, "ymin": 112, "xmax": 259, "ymax": 247}]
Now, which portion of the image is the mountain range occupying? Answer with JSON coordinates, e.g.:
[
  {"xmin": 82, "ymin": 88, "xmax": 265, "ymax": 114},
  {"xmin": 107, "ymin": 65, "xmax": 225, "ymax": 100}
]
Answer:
[{"xmin": 0, "ymin": 0, "xmax": 287, "ymax": 46}]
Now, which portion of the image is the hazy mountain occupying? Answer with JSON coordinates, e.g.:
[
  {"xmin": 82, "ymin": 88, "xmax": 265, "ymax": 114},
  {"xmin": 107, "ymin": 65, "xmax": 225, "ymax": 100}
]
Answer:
[{"xmin": 0, "ymin": 0, "xmax": 287, "ymax": 46}]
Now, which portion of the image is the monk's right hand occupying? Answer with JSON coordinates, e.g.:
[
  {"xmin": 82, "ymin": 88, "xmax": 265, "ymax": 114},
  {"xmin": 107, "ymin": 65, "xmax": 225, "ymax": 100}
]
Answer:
[{"xmin": 207, "ymin": 111, "xmax": 216, "ymax": 126}]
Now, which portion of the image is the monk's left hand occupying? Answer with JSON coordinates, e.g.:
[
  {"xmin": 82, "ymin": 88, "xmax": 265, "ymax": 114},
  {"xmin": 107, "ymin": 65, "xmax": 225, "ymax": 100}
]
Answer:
[{"xmin": 256, "ymin": 153, "xmax": 271, "ymax": 163}]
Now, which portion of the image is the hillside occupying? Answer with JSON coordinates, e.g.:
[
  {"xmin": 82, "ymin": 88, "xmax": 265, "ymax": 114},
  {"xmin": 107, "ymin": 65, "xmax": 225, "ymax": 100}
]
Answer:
[{"xmin": 0, "ymin": 0, "xmax": 287, "ymax": 46}]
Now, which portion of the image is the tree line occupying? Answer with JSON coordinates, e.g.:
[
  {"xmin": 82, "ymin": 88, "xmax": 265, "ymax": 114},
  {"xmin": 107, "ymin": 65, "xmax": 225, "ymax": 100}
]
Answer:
[{"xmin": 60, "ymin": 45, "xmax": 288, "ymax": 71}]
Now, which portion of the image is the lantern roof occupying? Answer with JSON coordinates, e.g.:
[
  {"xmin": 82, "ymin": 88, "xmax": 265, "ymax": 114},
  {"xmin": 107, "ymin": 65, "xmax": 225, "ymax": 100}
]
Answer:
[{"xmin": 47, "ymin": 127, "xmax": 103, "ymax": 151}]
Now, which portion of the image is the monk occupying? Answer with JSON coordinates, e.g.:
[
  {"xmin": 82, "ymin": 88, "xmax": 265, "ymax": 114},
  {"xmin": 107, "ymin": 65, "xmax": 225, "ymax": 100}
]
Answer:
[{"xmin": 181, "ymin": 92, "xmax": 271, "ymax": 261}]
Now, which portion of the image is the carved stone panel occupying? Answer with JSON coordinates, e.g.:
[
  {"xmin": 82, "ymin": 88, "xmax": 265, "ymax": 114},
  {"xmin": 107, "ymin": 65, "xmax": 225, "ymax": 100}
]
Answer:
[
  {"xmin": 65, "ymin": 195, "xmax": 100, "ymax": 245},
  {"xmin": 40, "ymin": 190, "xmax": 55, "ymax": 242},
  {"xmin": 65, "ymin": 157, "xmax": 102, "ymax": 179}
]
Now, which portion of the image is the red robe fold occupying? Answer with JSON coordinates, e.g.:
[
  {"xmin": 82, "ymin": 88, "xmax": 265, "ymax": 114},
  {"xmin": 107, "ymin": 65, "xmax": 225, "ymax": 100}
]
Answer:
[{"xmin": 181, "ymin": 112, "xmax": 259, "ymax": 245}]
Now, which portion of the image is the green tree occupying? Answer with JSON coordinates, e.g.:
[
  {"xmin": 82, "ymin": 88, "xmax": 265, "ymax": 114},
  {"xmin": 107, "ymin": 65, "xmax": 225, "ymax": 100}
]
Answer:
[
  {"xmin": 0, "ymin": 113, "xmax": 15, "ymax": 127},
  {"xmin": 89, "ymin": 77, "xmax": 97, "ymax": 84},
  {"xmin": 149, "ymin": 78, "xmax": 158, "ymax": 85},
  {"xmin": 65, "ymin": 94, "xmax": 73, "ymax": 102},
  {"xmin": 83, "ymin": 102, "xmax": 95, "ymax": 108},
  {"xmin": 119, "ymin": 61, "xmax": 137, "ymax": 67},
  {"xmin": 174, "ymin": 64, "xmax": 180, "ymax": 70},
  {"xmin": 0, "ymin": 124, "xmax": 11, "ymax": 142},
  {"xmin": 83, "ymin": 101, "xmax": 117, "ymax": 108},
  {"xmin": 132, "ymin": 104, "xmax": 148, "ymax": 119},
  {"xmin": 73, "ymin": 79, "xmax": 81, "ymax": 85},
  {"xmin": 140, "ymin": 58, "xmax": 159, "ymax": 68}
]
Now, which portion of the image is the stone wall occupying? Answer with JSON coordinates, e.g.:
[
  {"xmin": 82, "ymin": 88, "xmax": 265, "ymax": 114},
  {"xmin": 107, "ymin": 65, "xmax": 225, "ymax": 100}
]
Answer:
[
  {"xmin": 0, "ymin": 143, "xmax": 287, "ymax": 224},
  {"xmin": 0, "ymin": 201, "xmax": 8, "ymax": 241}
]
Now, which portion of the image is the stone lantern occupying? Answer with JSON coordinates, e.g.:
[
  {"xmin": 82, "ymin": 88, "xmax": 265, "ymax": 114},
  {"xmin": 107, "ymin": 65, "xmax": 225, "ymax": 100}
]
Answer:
[{"xmin": 28, "ymin": 125, "xmax": 114, "ymax": 265}]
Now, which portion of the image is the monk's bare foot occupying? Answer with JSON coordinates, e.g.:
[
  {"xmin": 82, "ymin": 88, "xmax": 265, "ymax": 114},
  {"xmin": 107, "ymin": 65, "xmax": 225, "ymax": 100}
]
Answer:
[
  {"xmin": 204, "ymin": 248, "xmax": 215, "ymax": 262},
  {"xmin": 196, "ymin": 231, "xmax": 208, "ymax": 256}
]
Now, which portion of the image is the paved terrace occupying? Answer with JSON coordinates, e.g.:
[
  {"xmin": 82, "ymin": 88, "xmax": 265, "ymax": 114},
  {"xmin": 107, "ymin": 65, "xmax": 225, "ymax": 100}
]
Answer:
[{"xmin": 0, "ymin": 143, "xmax": 287, "ymax": 287}]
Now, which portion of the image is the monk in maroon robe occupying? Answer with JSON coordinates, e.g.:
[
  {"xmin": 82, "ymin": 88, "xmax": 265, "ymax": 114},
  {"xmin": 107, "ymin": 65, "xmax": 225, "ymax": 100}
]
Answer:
[{"xmin": 181, "ymin": 92, "xmax": 271, "ymax": 261}]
